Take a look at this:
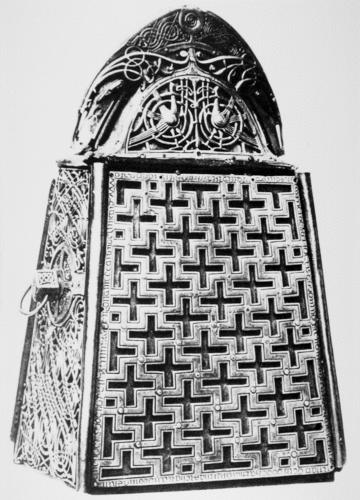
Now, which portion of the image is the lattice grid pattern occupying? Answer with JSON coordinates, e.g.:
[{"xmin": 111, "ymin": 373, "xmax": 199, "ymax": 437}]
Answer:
[{"xmin": 92, "ymin": 171, "xmax": 332, "ymax": 489}]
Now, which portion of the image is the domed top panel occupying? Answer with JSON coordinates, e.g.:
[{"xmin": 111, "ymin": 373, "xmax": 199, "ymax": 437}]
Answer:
[{"xmin": 73, "ymin": 8, "xmax": 283, "ymax": 157}]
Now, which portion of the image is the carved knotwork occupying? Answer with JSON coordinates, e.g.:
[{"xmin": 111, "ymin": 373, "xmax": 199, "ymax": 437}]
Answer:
[{"xmin": 14, "ymin": 169, "xmax": 89, "ymax": 487}]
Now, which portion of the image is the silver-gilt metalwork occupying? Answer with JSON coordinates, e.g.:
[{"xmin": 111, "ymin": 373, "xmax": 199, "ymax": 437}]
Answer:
[
  {"xmin": 12, "ymin": 7, "xmax": 344, "ymax": 493},
  {"xmin": 13, "ymin": 168, "xmax": 89, "ymax": 487}
]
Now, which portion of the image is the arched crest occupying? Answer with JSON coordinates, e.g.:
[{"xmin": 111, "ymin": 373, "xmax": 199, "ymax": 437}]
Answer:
[{"xmin": 73, "ymin": 8, "xmax": 283, "ymax": 157}]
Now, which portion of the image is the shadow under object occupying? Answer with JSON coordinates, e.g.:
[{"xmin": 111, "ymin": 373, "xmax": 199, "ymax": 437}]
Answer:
[{"xmin": 11, "ymin": 7, "xmax": 345, "ymax": 493}]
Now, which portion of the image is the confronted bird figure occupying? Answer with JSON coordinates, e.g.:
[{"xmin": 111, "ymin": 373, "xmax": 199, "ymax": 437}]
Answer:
[
  {"xmin": 129, "ymin": 83, "xmax": 179, "ymax": 147},
  {"xmin": 211, "ymin": 93, "xmax": 235, "ymax": 129}
]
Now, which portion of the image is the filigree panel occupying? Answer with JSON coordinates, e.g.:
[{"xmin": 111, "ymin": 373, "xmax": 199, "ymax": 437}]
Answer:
[
  {"xmin": 14, "ymin": 168, "xmax": 89, "ymax": 487},
  {"xmin": 127, "ymin": 77, "xmax": 264, "ymax": 153},
  {"xmin": 91, "ymin": 171, "xmax": 333, "ymax": 490}
]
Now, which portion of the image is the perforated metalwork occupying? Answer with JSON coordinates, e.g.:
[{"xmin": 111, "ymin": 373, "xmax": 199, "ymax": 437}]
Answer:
[
  {"xmin": 127, "ymin": 77, "xmax": 264, "ymax": 154},
  {"xmin": 14, "ymin": 168, "xmax": 89, "ymax": 487},
  {"xmin": 92, "ymin": 171, "xmax": 333, "ymax": 489}
]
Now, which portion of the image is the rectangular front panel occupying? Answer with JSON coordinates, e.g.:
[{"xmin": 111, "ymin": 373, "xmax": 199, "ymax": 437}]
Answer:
[{"xmin": 91, "ymin": 171, "xmax": 334, "ymax": 490}]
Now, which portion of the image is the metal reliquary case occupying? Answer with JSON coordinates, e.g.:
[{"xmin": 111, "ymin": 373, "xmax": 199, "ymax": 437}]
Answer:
[{"xmin": 12, "ymin": 7, "xmax": 345, "ymax": 493}]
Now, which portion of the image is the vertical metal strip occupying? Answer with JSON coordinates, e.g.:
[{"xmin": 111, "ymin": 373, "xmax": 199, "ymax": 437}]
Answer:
[
  {"xmin": 78, "ymin": 162, "xmax": 105, "ymax": 490},
  {"xmin": 297, "ymin": 172, "xmax": 346, "ymax": 470}
]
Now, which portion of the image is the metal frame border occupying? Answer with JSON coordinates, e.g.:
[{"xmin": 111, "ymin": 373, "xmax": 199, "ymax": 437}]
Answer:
[
  {"xmin": 81, "ymin": 161, "xmax": 344, "ymax": 494},
  {"xmin": 297, "ymin": 173, "xmax": 346, "ymax": 470}
]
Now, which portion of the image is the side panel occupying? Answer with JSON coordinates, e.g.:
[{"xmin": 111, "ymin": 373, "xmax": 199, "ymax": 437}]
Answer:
[{"xmin": 14, "ymin": 168, "xmax": 90, "ymax": 488}]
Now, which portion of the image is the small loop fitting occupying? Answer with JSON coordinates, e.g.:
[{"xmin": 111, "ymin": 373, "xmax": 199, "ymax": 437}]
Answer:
[{"xmin": 19, "ymin": 285, "xmax": 48, "ymax": 317}]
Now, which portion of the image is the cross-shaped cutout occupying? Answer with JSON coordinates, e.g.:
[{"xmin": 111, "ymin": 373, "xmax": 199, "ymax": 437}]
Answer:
[
  {"xmin": 143, "ymin": 431, "xmax": 193, "ymax": 474},
  {"xmin": 237, "ymin": 345, "xmax": 281, "ymax": 384},
  {"xmin": 113, "ymin": 281, "xmax": 156, "ymax": 321},
  {"xmin": 200, "ymin": 281, "xmax": 243, "ymax": 320},
  {"xmin": 183, "ymin": 330, "xmax": 227, "ymax": 370},
  {"xmin": 107, "ymin": 365, "xmax": 154, "ymax": 406},
  {"xmin": 128, "ymin": 315, "xmax": 173, "ymax": 355},
  {"xmin": 117, "ymin": 199, "xmax": 156, "ymax": 238},
  {"xmin": 150, "ymin": 183, "xmax": 188, "ymax": 222},
  {"xmin": 165, "ymin": 298, "xmax": 208, "ymax": 338},
  {"xmin": 148, "ymin": 265, "xmax": 190, "ymax": 305},
  {"xmin": 183, "ymin": 412, "xmax": 232, "ymax": 453},
  {"xmin": 258, "ymin": 376, "xmax": 301, "ymax": 416},
  {"xmin": 242, "ymin": 427, "xmax": 288, "ymax": 467},
  {"xmin": 228, "ymin": 185, "xmax": 265, "ymax": 224},
  {"xmin": 198, "ymin": 200, "xmax": 237, "ymax": 240},
  {"xmin": 164, "ymin": 379, "xmax": 212, "ymax": 420},
  {"xmin": 215, "ymin": 232, "xmax": 254, "ymax": 272},
  {"xmin": 219, "ymin": 312, "xmax": 261, "ymax": 352},
  {"xmin": 233, "ymin": 264, "xmax": 273, "ymax": 303},
  {"xmin": 124, "ymin": 398, "xmax": 173, "ymax": 439},
  {"xmin": 265, "ymin": 248, "xmax": 302, "ymax": 287},
  {"xmin": 146, "ymin": 347, "xmax": 192, "ymax": 388},
  {"xmin": 246, "ymin": 217, "xmax": 283, "ymax": 256},
  {"xmin": 271, "ymin": 328, "xmax": 312, "ymax": 367},
  {"xmin": 278, "ymin": 408, "xmax": 322, "ymax": 448},
  {"xmin": 132, "ymin": 232, "xmax": 173, "ymax": 272},
  {"xmin": 222, "ymin": 394, "xmax": 267, "ymax": 434},
  {"xmin": 252, "ymin": 297, "xmax": 292, "ymax": 336},
  {"xmin": 183, "ymin": 248, "xmax": 223, "ymax": 288},
  {"xmin": 166, "ymin": 215, "xmax": 206, "ymax": 256},
  {"xmin": 202, "ymin": 362, "xmax": 247, "ymax": 402}
]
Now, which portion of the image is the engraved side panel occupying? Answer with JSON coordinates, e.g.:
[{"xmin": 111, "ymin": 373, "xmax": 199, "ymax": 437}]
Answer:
[
  {"xmin": 92, "ymin": 172, "xmax": 333, "ymax": 490},
  {"xmin": 14, "ymin": 168, "xmax": 90, "ymax": 488}
]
